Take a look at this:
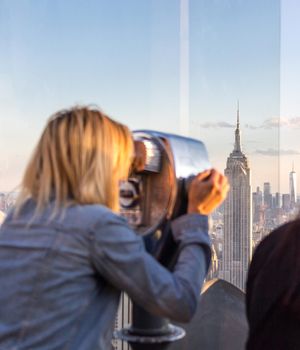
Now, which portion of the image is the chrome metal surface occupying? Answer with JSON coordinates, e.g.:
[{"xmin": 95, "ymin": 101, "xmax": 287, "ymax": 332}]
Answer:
[
  {"xmin": 119, "ymin": 179, "xmax": 140, "ymax": 209},
  {"xmin": 115, "ymin": 324, "xmax": 186, "ymax": 344},
  {"xmin": 120, "ymin": 130, "xmax": 211, "ymax": 236},
  {"xmin": 135, "ymin": 130, "xmax": 211, "ymax": 179},
  {"xmin": 141, "ymin": 138, "xmax": 162, "ymax": 172}
]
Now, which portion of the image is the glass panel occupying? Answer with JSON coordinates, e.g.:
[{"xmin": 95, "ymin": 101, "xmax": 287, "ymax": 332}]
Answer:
[
  {"xmin": 281, "ymin": 0, "xmax": 300, "ymax": 220},
  {"xmin": 189, "ymin": 0, "xmax": 280, "ymax": 291}
]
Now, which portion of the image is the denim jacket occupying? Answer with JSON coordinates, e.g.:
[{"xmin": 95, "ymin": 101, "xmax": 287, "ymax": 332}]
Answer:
[{"xmin": 0, "ymin": 200, "xmax": 211, "ymax": 350}]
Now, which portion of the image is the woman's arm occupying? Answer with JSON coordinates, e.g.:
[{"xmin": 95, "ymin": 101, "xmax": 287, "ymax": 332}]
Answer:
[
  {"xmin": 90, "ymin": 168, "xmax": 228, "ymax": 322},
  {"xmin": 90, "ymin": 212, "xmax": 210, "ymax": 323}
]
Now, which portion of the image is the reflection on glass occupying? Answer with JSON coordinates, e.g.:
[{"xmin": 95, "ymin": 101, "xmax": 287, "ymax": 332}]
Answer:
[{"xmin": 189, "ymin": 0, "xmax": 281, "ymax": 291}]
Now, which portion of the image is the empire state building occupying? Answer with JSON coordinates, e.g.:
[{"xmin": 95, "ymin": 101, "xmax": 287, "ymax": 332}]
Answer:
[{"xmin": 221, "ymin": 107, "xmax": 252, "ymax": 291}]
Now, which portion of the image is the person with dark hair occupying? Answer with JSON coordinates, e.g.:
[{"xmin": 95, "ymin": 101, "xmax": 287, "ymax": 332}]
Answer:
[
  {"xmin": 0, "ymin": 106, "xmax": 229, "ymax": 350},
  {"xmin": 246, "ymin": 218, "xmax": 300, "ymax": 350}
]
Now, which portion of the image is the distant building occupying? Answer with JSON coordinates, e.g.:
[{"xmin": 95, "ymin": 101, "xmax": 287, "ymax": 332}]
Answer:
[
  {"xmin": 252, "ymin": 187, "xmax": 263, "ymax": 224},
  {"xmin": 282, "ymin": 194, "xmax": 291, "ymax": 211},
  {"xmin": 0, "ymin": 193, "xmax": 5, "ymax": 212},
  {"xmin": 221, "ymin": 107, "xmax": 252, "ymax": 291},
  {"xmin": 289, "ymin": 164, "xmax": 297, "ymax": 208},
  {"xmin": 207, "ymin": 245, "xmax": 219, "ymax": 280},
  {"xmin": 275, "ymin": 192, "xmax": 281, "ymax": 209},
  {"xmin": 263, "ymin": 182, "xmax": 272, "ymax": 209},
  {"xmin": 256, "ymin": 187, "xmax": 263, "ymax": 206}
]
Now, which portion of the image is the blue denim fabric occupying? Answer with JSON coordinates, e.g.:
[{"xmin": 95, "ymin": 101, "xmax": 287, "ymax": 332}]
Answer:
[{"xmin": 0, "ymin": 200, "xmax": 211, "ymax": 350}]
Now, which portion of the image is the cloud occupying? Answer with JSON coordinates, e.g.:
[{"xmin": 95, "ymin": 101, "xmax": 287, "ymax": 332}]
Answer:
[
  {"xmin": 196, "ymin": 121, "xmax": 235, "ymax": 129},
  {"xmin": 192, "ymin": 116, "xmax": 300, "ymax": 130},
  {"xmin": 255, "ymin": 148, "xmax": 300, "ymax": 156},
  {"xmin": 262, "ymin": 118, "xmax": 282, "ymax": 129},
  {"xmin": 287, "ymin": 117, "xmax": 300, "ymax": 128},
  {"xmin": 246, "ymin": 117, "xmax": 300, "ymax": 130}
]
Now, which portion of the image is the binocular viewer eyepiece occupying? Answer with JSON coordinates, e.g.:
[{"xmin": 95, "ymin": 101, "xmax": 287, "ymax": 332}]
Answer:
[{"xmin": 120, "ymin": 130, "xmax": 211, "ymax": 236}]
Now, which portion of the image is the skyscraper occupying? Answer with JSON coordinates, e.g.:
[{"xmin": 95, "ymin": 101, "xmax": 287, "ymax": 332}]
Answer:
[
  {"xmin": 282, "ymin": 194, "xmax": 291, "ymax": 211},
  {"xmin": 263, "ymin": 182, "xmax": 272, "ymax": 208},
  {"xmin": 289, "ymin": 164, "xmax": 297, "ymax": 208},
  {"xmin": 221, "ymin": 106, "xmax": 252, "ymax": 291},
  {"xmin": 252, "ymin": 187, "xmax": 263, "ymax": 224},
  {"xmin": 275, "ymin": 192, "xmax": 281, "ymax": 209}
]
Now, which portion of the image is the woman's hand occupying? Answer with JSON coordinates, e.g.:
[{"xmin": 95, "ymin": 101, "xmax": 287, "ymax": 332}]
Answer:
[{"xmin": 187, "ymin": 169, "xmax": 229, "ymax": 215}]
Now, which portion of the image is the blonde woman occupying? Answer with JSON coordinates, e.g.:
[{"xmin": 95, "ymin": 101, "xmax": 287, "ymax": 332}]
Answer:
[{"xmin": 0, "ymin": 107, "xmax": 228, "ymax": 350}]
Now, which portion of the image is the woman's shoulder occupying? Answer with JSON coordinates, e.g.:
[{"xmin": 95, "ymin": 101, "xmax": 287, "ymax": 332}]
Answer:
[
  {"xmin": 67, "ymin": 204, "xmax": 139, "ymax": 245},
  {"xmin": 62, "ymin": 204, "xmax": 126, "ymax": 231},
  {"xmin": 1, "ymin": 201, "xmax": 128, "ymax": 236}
]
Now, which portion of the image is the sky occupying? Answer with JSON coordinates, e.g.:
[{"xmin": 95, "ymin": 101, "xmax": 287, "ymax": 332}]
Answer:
[
  {"xmin": 280, "ymin": 0, "xmax": 300, "ymax": 193},
  {"xmin": 0, "ymin": 0, "xmax": 299, "ymax": 194}
]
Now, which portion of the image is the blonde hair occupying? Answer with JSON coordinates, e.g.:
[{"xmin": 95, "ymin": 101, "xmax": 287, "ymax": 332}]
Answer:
[{"xmin": 15, "ymin": 106, "xmax": 133, "ymax": 216}]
